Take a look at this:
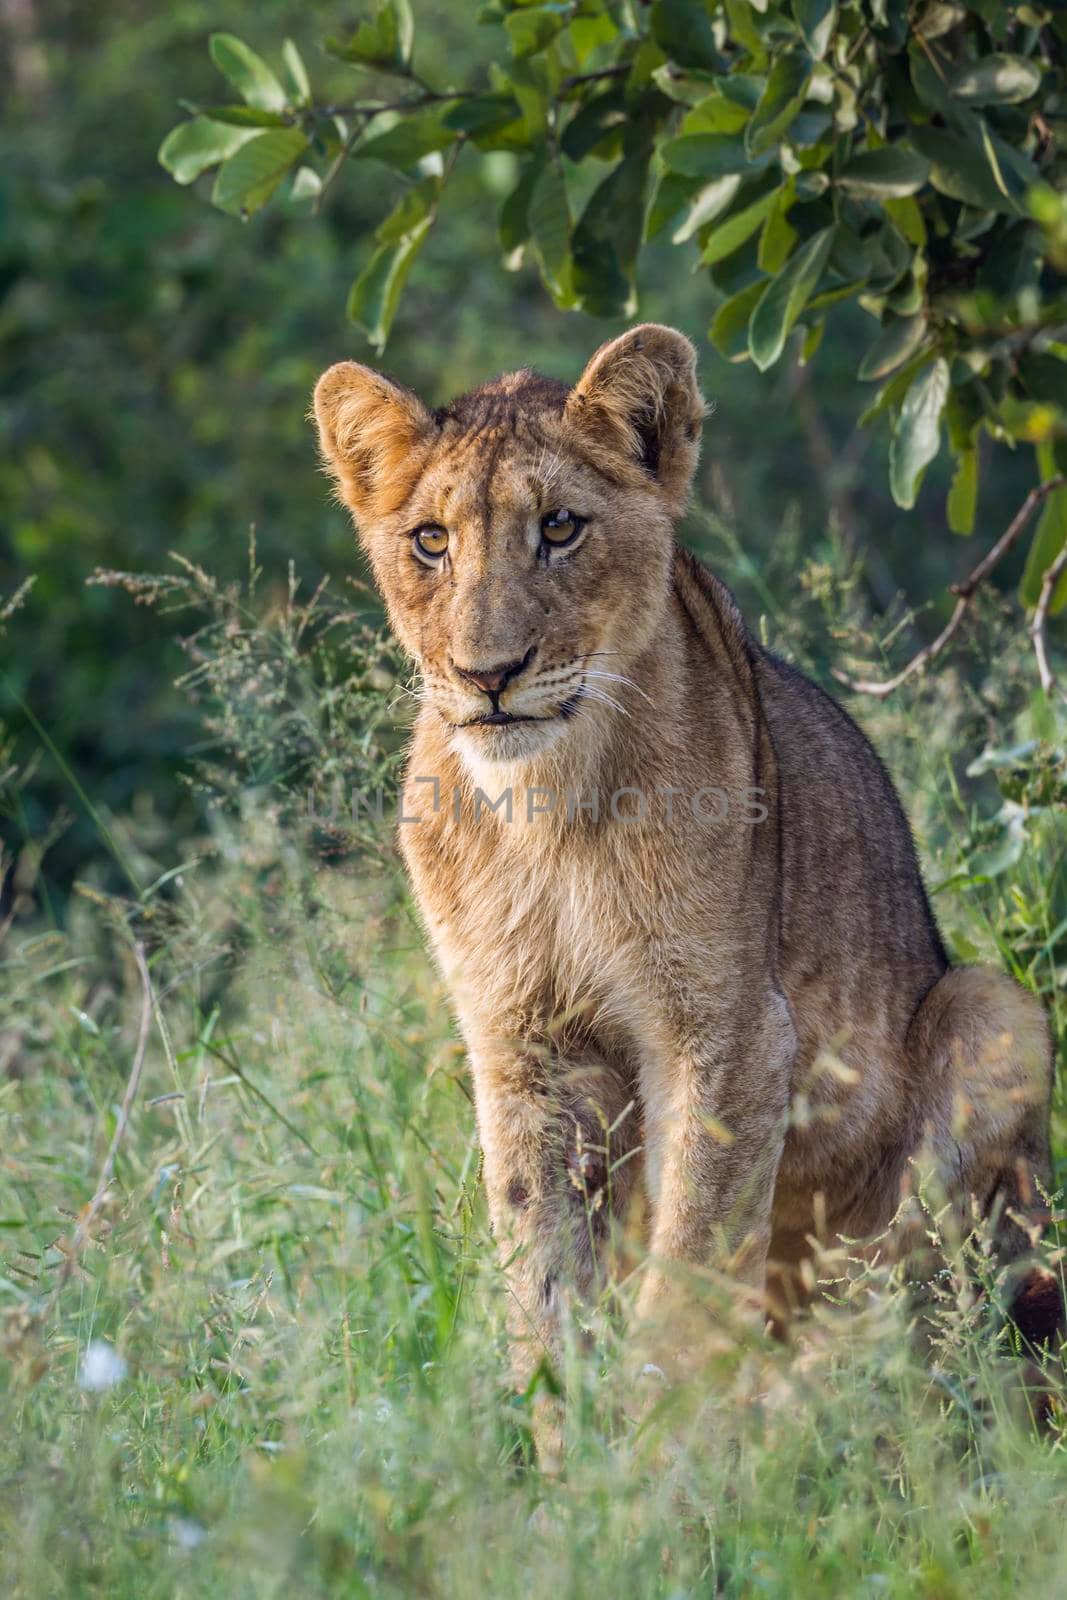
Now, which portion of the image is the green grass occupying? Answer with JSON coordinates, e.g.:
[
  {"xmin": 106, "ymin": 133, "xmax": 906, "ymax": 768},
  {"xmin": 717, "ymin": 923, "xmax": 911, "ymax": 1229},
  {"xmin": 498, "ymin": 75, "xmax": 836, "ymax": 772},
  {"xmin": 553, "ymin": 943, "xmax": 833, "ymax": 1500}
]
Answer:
[{"xmin": 2, "ymin": 556, "xmax": 1067, "ymax": 1598}]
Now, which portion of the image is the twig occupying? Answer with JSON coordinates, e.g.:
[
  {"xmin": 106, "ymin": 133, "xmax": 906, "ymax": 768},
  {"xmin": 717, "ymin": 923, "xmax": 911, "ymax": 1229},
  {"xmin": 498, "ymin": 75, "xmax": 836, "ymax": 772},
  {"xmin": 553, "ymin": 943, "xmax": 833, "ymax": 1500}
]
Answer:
[
  {"xmin": 313, "ymin": 116, "xmax": 368, "ymax": 218},
  {"xmin": 314, "ymin": 91, "xmax": 447, "ymax": 118},
  {"xmin": 43, "ymin": 943, "xmax": 153, "ymax": 1309},
  {"xmin": 833, "ymin": 478, "xmax": 1067, "ymax": 698},
  {"xmin": 1029, "ymin": 542, "xmax": 1067, "ymax": 698},
  {"xmin": 559, "ymin": 64, "xmax": 631, "ymax": 95}
]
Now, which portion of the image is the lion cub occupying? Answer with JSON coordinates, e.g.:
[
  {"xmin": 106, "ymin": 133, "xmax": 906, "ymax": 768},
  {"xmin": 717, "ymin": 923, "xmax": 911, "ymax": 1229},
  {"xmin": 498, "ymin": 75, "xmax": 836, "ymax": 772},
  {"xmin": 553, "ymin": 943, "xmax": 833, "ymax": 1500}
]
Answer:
[{"xmin": 315, "ymin": 325, "xmax": 1056, "ymax": 1436}]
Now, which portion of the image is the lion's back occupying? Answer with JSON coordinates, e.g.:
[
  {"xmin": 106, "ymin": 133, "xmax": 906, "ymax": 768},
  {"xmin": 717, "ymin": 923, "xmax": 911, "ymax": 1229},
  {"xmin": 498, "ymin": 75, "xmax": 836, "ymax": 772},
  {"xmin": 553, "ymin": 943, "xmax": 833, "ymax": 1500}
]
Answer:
[{"xmin": 755, "ymin": 647, "xmax": 947, "ymax": 1058}]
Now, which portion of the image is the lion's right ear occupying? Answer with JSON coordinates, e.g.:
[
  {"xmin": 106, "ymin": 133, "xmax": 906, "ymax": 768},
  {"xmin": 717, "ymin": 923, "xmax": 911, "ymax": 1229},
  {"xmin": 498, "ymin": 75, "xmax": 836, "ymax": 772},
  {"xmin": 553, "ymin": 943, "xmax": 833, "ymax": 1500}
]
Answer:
[{"xmin": 313, "ymin": 362, "xmax": 437, "ymax": 520}]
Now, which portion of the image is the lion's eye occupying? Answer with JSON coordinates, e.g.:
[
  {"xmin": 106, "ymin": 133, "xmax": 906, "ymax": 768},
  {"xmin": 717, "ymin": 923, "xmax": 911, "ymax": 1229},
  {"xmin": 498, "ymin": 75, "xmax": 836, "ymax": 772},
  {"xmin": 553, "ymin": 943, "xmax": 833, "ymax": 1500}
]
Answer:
[
  {"xmin": 412, "ymin": 525, "xmax": 449, "ymax": 563},
  {"xmin": 540, "ymin": 509, "xmax": 585, "ymax": 549}
]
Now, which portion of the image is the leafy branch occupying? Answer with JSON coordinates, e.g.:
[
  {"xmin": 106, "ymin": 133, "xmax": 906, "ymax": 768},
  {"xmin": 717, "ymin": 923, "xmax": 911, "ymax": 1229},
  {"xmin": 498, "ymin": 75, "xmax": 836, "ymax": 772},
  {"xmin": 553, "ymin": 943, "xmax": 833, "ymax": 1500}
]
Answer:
[
  {"xmin": 834, "ymin": 477, "xmax": 1067, "ymax": 698},
  {"xmin": 158, "ymin": 1, "xmax": 1067, "ymax": 689}
]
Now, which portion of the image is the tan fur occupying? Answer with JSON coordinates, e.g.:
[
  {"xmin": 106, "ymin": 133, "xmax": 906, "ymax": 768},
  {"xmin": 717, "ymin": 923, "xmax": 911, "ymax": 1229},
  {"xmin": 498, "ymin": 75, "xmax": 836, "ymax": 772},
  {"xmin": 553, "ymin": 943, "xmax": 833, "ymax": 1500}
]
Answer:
[{"xmin": 314, "ymin": 326, "xmax": 1057, "ymax": 1441}]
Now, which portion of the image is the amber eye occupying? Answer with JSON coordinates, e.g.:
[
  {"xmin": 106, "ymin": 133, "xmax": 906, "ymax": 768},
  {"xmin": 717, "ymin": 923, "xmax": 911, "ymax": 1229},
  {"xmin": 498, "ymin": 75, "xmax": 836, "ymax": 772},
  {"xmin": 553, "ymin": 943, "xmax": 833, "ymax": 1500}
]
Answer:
[
  {"xmin": 412, "ymin": 525, "xmax": 449, "ymax": 563},
  {"xmin": 540, "ymin": 509, "xmax": 585, "ymax": 549}
]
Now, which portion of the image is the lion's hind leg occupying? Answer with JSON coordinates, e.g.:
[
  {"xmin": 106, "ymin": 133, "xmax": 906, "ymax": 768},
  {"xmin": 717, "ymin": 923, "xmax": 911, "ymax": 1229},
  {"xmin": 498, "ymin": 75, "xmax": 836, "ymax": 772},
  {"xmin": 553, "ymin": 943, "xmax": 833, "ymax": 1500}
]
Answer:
[{"xmin": 908, "ymin": 965, "xmax": 1062, "ymax": 1354}]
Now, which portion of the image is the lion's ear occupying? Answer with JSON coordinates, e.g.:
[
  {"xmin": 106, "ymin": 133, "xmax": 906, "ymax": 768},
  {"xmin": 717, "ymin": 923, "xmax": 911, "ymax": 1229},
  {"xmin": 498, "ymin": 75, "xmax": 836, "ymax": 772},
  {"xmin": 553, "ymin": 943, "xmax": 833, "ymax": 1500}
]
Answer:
[
  {"xmin": 313, "ymin": 361, "xmax": 437, "ymax": 521},
  {"xmin": 565, "ymin": 324, "xmax": 704, "ymax": 514}
]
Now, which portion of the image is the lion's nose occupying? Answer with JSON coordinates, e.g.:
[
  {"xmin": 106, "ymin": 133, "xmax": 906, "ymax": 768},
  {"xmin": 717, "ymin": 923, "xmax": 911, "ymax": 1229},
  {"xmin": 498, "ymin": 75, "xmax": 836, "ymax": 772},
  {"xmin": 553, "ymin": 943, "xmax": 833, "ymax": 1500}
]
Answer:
[{"xmin": 453, "ymin": 647, "xmax": 533, "ymax": 695}]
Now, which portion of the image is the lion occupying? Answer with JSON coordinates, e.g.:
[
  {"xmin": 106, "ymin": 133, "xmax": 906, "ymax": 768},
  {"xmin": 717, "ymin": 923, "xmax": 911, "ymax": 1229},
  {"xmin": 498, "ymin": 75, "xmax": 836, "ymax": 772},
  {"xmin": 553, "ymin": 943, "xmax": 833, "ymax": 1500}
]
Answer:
[{"xmin": 314, "ymin": 324, "xmax": 1059, "ymax": 1455}]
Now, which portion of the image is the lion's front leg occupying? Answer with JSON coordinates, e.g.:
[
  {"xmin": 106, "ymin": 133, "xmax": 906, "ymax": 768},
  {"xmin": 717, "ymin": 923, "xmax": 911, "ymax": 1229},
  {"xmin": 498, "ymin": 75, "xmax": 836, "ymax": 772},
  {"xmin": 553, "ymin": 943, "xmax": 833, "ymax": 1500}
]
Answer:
[
  {"xmin": 636, "ymin": 991, "xmax": 796, "ymax": 1373},
  {"xmin": 467, "ymin": 1022, "xmax": 638, "ymax": 1469}
]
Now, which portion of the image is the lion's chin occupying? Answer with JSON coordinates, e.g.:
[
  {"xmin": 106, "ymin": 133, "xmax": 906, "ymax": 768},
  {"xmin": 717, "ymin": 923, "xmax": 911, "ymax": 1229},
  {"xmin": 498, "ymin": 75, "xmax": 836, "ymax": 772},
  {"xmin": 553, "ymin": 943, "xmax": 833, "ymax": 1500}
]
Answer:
[{"xmin": 450, "ymin": 713, "xmax": 571, "ymax": 773}]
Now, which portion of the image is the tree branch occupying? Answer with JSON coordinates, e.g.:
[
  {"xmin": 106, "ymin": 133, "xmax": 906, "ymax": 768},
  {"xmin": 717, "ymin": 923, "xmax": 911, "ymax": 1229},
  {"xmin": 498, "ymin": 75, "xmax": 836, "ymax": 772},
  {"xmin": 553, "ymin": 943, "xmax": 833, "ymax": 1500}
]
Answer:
[
  {"xmin": 1029, "ymin": 542, "xmax": 1067, "ymax": 699},
  {"xmin": 833, "ymin": 477, "xmax": 1067, "ymax": 698}
]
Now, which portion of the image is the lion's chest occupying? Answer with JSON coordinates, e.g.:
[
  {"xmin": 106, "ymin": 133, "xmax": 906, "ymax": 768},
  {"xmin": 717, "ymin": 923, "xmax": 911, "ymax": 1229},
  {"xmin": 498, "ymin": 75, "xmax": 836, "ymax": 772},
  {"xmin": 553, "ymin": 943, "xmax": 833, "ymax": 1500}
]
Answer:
[{"xmin": 416, "ymin": 818, "xmax": 655, "ymax": 1030}]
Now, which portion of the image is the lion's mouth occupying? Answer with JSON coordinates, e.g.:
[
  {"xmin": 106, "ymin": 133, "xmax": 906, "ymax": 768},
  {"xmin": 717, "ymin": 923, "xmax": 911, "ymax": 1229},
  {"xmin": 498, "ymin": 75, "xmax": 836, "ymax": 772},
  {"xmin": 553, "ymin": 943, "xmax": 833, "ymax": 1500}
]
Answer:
[
  {"xmin": 466, "ymin": 710, "xmax": 536, "ymax": 728},
  {"xmin": 459, "ymin": 688, "xmax": 585, "ymax": 730}
]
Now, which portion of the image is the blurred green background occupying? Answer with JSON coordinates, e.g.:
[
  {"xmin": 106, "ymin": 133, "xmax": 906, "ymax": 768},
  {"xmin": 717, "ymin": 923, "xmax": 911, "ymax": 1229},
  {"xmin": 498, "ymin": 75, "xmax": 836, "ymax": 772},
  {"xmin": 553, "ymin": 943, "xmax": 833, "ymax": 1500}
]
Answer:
[{"xmin": 0, "ymin": 0, "xmax": 1043, "ymax": 911}]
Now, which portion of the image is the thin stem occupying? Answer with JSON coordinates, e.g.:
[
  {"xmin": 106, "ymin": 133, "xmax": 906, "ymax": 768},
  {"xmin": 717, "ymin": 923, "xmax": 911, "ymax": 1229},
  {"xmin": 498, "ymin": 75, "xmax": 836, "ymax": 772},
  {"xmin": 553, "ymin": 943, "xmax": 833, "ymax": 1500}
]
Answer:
[
  {"xmin": 1029, "ymin": 543, "xmax": 1067, "ymax": 698},
  {"xmin": 833, "ymin": 477, "xmax": 1067, "ymax": 698},
  {"xmin": 558, "ymin": 63, "xmax": 631, "ymax": 96},
  {"xmin": 314, "ymin": 91, "xmax": 449, "ymax": 118},
  {"xmin": 44, "ymin": 944, "xmax": 153, "ymax": 1310},
  {"xmin": 313, "ymin": 115, "xmax": 368, "ymax": 217}
]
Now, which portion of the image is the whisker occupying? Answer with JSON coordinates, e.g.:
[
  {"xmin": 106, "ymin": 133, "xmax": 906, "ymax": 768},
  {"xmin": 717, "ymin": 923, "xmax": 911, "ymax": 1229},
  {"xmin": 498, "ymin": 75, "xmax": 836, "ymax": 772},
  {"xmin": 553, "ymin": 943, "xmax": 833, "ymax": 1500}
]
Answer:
[
  {"xmin": 583, "ymin": 670, "xmax": 654, "ymax": 706},
  {"xmin": 580, "ymin": 684, "xmax": 628, "ymax": 718}
]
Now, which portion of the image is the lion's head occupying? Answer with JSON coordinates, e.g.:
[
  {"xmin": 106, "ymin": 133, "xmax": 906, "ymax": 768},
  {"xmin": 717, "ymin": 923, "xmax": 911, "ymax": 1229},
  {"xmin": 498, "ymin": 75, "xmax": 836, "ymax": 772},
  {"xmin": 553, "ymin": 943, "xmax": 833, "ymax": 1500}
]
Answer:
[{"xmin": 313, "ymin": 324, "xmax": 703, "ymax": 768}]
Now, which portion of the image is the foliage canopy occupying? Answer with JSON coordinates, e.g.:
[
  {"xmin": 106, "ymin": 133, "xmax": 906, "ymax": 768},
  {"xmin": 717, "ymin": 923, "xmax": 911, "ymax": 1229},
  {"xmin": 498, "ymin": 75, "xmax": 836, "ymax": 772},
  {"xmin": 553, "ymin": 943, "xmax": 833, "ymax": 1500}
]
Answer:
[{"xmin": 162, "ymin": 0, "xmax": 1067, "ymax": 600}]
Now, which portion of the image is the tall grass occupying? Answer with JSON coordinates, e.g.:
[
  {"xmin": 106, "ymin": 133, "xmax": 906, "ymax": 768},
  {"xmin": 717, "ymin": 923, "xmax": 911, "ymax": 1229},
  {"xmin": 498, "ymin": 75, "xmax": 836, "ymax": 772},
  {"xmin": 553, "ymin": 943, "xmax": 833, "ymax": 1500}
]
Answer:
[{"xmin": 1, "ymin": 540, "xmax": 1064, "ymax": 1597}]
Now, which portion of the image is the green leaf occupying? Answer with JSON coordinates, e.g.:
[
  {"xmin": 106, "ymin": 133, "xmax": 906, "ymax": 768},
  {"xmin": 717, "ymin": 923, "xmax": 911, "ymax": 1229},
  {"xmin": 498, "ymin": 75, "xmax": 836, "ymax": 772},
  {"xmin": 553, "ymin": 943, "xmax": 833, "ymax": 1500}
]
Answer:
[
  {"xmin": 757, "ymin": 181, "xmax": 796, "ymax": 273},
  {"xmin": 884, "ymin": 193, "xmax": 927, "ymax": 247},
  {"xmin": 889, "ymin": 357, "xmax": 949, "ymax": 509},
  {"xmin": 290, "ymin": 166, "xmax": 322, "ymax": 203},
  {"xmin": 646, "ymin": 170, "xmax": 704, "ymax": 240},
  {"xmin": 652, "ymin": 64, "xmax": 721, "ymax": 106},
  {"xmin": 745, "ymin": 52, "xmax": 810, "ymax": 156},
  {"xmin": 701, "ymin": 188, "xmax": 778, "ymax": 265},
  {"xmin": 660, "ymin": 132, "xmax": 759, "ymax": 178},
  {"xmin": 672, "ymin": 175, "xmax": 742, "ymax": 243},
  {"xmin": 949, "ymin": 53, "xmax": 1043, "ymax": 106},
  {"xmin": 453, "ymin": 83, "xmax": 531, "ymax": 153},
  {"xmin": 505, "ymin": 6, "xmax": 567, "ymax": 60},
  {"xmin": 560, "ymin": 89, "xmax": 627, "ymax": 162},
  {"xmin": 211, "ymin": 127, "xmax": 308, "ymax": 216},
  {"xmin": 573, "ymin": 149, "xmax": 653, "ymax": 318},
  {"xmin": 748, "ymin": 225, "xmax": 836, "ymax": 371},
  {"xmin": 723, "ymin": 0, "xmax": 767, "ymax": 58},
  {"xmin": 806, "ymin": 279, "xmax": 864, "ymax": 315},
  {"xmin": 209, "ymin": 34, "xmax": 287, "ymax": 112},
  {"xmin": 281, "ymin": 39, "xmax": 311, "ymax": 106},
  {"xmin": 867, "ymin": 220, "xmax": 912, "ymax": 291},
  {"xmin": 197, "ymin": 105, "xmax": 291, "ymax": 128},
  {"xmin": 836, "ymin": 145, "xmax": 930, "ymax": 200},
  {"xmin": 159, "ymin": 118, "xmax": 256, "ymax": 185},
  {"xmin": 829, "ymin": 224, "xmax": 873, "ymax": 282},
  {"xmin": 528, "ymin": 160, "xmax": 574, "ymax": 306},
  {"xmin": 348, "ymin": 189, "xmax": 435, "ymax": 351},
  {"xmin": 357, "ymin": 108, "xmax": 459, "ymax": 170},
  {"xmin": 909, "ymin": 125, "xmax": 1027, "ymax": 215},
  {"xmin": 858, "ymin": 350, "xmax": 932, "ymax": 428},
  {"xmin": 709, "ymin": 230, "xmax": 762, "ymax": 297},
  {"xmin": 857, "ymin": 313, "xmax": 928, "ymax": 381},
  {"xmin": 499, "ymin": 155, "xmax": 543, "ymax": 256},
  {"xmin": 571, "ymin": 11, "xmax": 619, "ymax": 67},
  {"xmin": 678, "ymin": 93, "xmax": 750, "ymax": 135},
  {"xmin": 326, "ymin": 0, "xmax": 414, "ymax": 73},
  {"xmin": 651, "ymin": 0, "xmax": 722, "ymax": 72},
  {"xmin": 710, "ymin": 280, "xmax": 765, "ymax": 362},
  {"xmin": 792, "ymin": 0, "xmax": 836, "ymax": 60},
  {"xmin": 374, "ymin": 176, "xmax": 439, "ymax": 244},
  {"xmin": 717, "ymin": 74, "xmax": 763, "ymax": 112},
  {"xmin": 799, "ymin": 317, "xmax": 824, "ymax": 365},
  {"xmin": 947, "ymin": 446, "xmax": 979, "ymax": 534}
]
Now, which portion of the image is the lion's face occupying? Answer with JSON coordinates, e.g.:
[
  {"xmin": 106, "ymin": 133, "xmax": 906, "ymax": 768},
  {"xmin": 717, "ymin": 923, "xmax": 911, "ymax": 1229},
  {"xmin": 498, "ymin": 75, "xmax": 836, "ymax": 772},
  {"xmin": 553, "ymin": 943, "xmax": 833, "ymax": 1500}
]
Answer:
[{"xmin": 314, "ymin": 326, "xmax": 703, "ymax": 769}]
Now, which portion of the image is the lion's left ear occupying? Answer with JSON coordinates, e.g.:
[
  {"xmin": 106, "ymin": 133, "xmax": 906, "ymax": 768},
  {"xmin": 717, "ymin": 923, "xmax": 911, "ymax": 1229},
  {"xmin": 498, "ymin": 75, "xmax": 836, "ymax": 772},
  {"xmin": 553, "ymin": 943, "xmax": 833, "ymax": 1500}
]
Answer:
[
  {"xmin": 564, "ymin": 324, "xmax": 704, "ymax": 515},
  {"xmin": 313, "ymin": 361, "xmax": 437, "ymax": 523}
]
